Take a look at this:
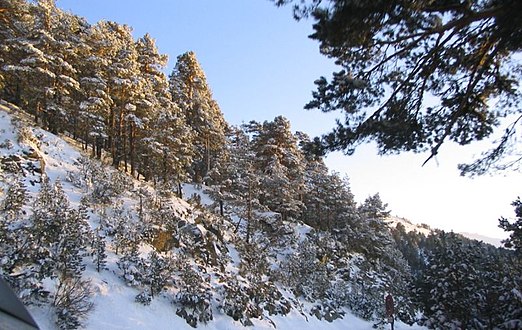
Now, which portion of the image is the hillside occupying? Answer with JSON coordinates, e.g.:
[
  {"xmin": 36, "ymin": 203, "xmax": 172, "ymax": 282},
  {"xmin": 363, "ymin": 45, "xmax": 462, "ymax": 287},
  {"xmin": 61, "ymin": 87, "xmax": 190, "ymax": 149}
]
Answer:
[
  {"xmin": 0, "ymin": 104, "xmax": 432, "ymax": 329},
  {"xmin": 385, "ymin": 216, "xmax": 504, "ymax": 248}
]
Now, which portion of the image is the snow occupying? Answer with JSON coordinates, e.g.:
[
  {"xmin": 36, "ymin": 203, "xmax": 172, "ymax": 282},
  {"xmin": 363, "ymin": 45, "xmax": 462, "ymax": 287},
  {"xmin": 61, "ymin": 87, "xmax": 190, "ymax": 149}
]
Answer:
[
  {"xmin": 385, "ymin": 216, "xmax": 433, "ymax": 236},
  {"xmin": 0, "ymin": 104, "xmax": 428, "ymax": 330},
  {"xmin": 387, "ymin": 215, "xmax": 504, "ymax": 247},
  {"xmin": 182, "ymin": 183, "xmax": 215, "ymax": 207}
]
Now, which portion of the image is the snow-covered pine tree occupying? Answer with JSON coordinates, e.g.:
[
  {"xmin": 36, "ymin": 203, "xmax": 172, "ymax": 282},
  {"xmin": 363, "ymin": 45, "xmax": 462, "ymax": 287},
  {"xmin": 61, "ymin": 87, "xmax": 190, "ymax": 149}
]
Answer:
[
  {"xmin": 54, "ymin": 198, "xmax": 90, "ymax": 279},
  {"xmin": 30, "ymin": 178, "xmax": 89, "ymax": 279},
  {"xmin": 35, "ymin": 0, "xmax": 84, "ymax": 135},
  {"xmin": 0, "ymin": 0, "xmax": 34, "ymax": 105},
  {"xmin": 102, "ymin": 22, "xmax": 141, "ymax": 169},
  {"xmin": 175, "ymin": 261, "xmax": 213, "ymax": 328},
  {"xmin": 142, "ymin": 250, "xmax": 173, "ymax": 298},
  {"xmin": 248, "ymin": 116, "xmax": 305, "ymax": 221},
  {"xmin": 1, "ymin": 178, "xmax": 27, "ymax": 220},
  {"xmin": 279, "ymin": 233, "xmax": 331, "ymax": 302},
  {"xmin": 208, "ymin": 125, "xmax": 265, "ymax": 243},
  {"xmin": 16, "ymin": 0, "xmax": 82, "ymax": 133},
  {"xmin": 111, "ymin": 203, "xmax": 140, "ymax": 255},
  {"xmin": 420, "ymin": 232, "xmax": 483, "ymax": 329},
  {"xmin": 140, "ymin": 96, "xmax": 194, "ymax": 185},
  {"xmin": 30, "ymin": 176, "xmax": 68, "ymax": 279},
  {"xmin": 169, "ymin": 51, "xmax": 227, "ymax": 182},
  {"xmin": 117, "ymin": 243, "xmax": 143, "ymax": 288},
  {"xmin": 91, "ymin": 226, "xmax": 107, "ymax": 273},
  {"xmin": 0, "ymin": 179, "xmax": 28, "ymax": 280},
  {"xmin": 77, "ymin": 21, "xmax": 115, "ymax": 158}
]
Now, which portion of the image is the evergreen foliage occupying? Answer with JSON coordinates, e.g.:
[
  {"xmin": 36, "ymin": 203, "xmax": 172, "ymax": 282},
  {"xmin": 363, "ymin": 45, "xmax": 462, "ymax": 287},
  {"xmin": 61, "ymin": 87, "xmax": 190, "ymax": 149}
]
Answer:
[
  {"xmin": 499, "ymin": 197, "xmax": 522, "ymax": 254},
  {"xmin": 30, "ymin": 177, "xmax": 89, "ymax": 280},
  {"xmin": 409, "ymin": 231, "xmax": 522, "ymax": 329},
  {"xmin": 274, "ymin": 0, "xmax": 522, "ymax": 175},
  {"xmin": 175, "ymin": 262, "xmax": 213, "ymax": 328},
  {"xmin": 91, "ymin": 226, "xmax": 107, "ymax": 273},
  {"xmin": 169, "ymin": 51, "xmax": 227, "ymax": 182},
  {"xmin": 142, "ymin": 251, "xmax": 173, "ymax": 298},
  {"xmin": 248, "ymin": 116, "xmax": 305, "ymax": 221},
  {"xmin": 1, "ymin": 0, "xmax": 199, "ymax": 184}
]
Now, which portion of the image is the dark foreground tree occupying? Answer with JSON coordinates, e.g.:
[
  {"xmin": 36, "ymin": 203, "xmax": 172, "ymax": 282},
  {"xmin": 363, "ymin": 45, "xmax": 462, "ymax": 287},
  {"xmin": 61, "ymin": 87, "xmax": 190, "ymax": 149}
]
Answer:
[
  {"xmin": 499, "ymin": 197, "xmax": 522, "ymax": 254},
  {"xmin": 274, "ymin": 0, "xmax": 522, "ymax": 175}
]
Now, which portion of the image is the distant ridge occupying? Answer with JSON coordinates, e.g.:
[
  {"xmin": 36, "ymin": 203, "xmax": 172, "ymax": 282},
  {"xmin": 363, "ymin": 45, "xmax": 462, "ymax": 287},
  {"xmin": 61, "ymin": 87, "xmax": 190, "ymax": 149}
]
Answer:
[
  {"xmin": 386, "ymin": 216, "xmax": 504, "ymax": 248},
  {"xmin": 459, "ymin": 232, "xmax": 503, "ymax": 247}
]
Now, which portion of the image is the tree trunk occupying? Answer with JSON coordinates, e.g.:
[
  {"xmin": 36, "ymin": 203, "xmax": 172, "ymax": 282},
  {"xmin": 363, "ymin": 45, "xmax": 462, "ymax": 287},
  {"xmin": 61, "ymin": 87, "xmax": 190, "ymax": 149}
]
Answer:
[
  {"xmin": 129, "ymin": 122, "xmax": 136, "ymax": 177},
  {"xmin": 109, "ymin": 107, "xmax": 116, "ymax": 166},
  {"xmin": 246, "ymin": 179, "xmax": 252, "ymax": 244}
]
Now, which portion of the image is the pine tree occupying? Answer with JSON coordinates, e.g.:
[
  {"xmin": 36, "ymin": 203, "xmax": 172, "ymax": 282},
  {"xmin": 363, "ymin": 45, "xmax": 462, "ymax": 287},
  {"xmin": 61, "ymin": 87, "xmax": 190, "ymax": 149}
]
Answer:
[
  {"xmin": 12, "ymin": 1, "xmax": 82, "ymax": 132},
  {"xmin": 1, "ymin": 178, "xmax": 27, "ymax": 220},
  {"xmin": 175, "ymin": 261, "xmax": 213, "ymax": 328},
  {"xmin": 0, "ymin": 179, "xmax": 28, "ymax": 279},
  {"xmin": 169, "ymin": 51, "xmax": 227, "ymax": 181},
  {"xmin": 420, "ymin": 232, "xmax": 483, "ymax": 329},
  {"xmin": 248, "ymin": 116, "xmax": 305, "ymax": 221},
  {"xmin": 209, "ymin": 125, "xmax": 265, "ymax": 242},
  {"xmin": 91, "ymin": 226, "xmax": 107, "ymax": 273},
  {"xmin": 77, "ymin": 21, "xmax": 115, "ymax": 158},
  {"xmin": 499, "ymin": 198, "xmax": 522, "ymax": 254},
  {"xmin": 30, "ymin": 178, "xmax": 89, "ymax": 280},
  {"xmin": 279, "ymin": 234, "xmax": 331, "ymax": 301},
  {"xmin": 55, "ymin": 199, "xmax": 90, "ymax": 279},
  {"xmin": 143, "ymin": 251, "xmax": 172, "ymax": 298},
  {"xmin": 0, "ymin": 0, "xmax": 34, "ymax": 105},
  {"xmin": 141, "ymin": 98, "xmax": 194, "ymax": 185}
]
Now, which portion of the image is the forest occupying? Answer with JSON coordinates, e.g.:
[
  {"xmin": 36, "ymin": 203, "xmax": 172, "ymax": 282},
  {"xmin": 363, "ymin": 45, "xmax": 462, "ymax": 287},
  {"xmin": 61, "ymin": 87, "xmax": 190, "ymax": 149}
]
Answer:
[{"xmin": 0, "ymin": 1, "xmax": 521, "ymax": 329}]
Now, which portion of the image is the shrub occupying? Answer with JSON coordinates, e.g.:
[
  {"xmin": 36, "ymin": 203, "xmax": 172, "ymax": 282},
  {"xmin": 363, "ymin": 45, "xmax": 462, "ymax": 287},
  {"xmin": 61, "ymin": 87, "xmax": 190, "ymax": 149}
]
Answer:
[{"xmin": 53, "ymin": 277, "xmax": 94, "ymax": 330}]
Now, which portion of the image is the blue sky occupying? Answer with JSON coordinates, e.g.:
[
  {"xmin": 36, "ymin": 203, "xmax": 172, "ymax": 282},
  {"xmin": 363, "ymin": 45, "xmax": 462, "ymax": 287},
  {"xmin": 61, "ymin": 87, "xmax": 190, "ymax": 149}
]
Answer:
[{"xmin": 56, "ymin": 0, "xmax": 520, "ymax": 239}]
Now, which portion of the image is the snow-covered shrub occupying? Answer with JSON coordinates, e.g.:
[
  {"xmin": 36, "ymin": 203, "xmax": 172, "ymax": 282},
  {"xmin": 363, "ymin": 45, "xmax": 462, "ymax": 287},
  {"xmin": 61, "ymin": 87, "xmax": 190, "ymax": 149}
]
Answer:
[
  {"xmin": 310, "ymin": 302, "xmax": 345, "ymax": 322},
  {"xmin": 53, "ymin": 277, "xmax": 94, "ymax": 330},
  {"xmin": 7, "ymin": 268, "xmax": 50, "ymax": 305},
  {"xmin": 17, "ymin": 126, "xmax": 39, "ymax": 147},
  {"xmin": 90, "ymin": 227, "xmax": 107, "ymax": 273},
  {"xmin": 277, "ymin": 236, "xmax": 331, "ymax": 301},
  {"xmin": 0, "ymin": 138, "xmax": 14, "ymax": 149},
  {"xmin": 220, "ymin": 276, "xmax": 269, "ymax": 326},
  {"xmin": 135, "ymin": 289, "xmax": 152, "ymax": 306},
  {"xmin": 221, "ymin": 278, "xmax": 256, "ymax": 325},
  {"xmin": 231, "ymin": 239, "xmax": 291, "ymax": 319},
  {"xmin": 259, "ymin": 281, "xmax": 292, "ymax": 316},
  {"xmin": 142, "ymin": 251, "xmax": 173, "ymax": 298},
  {"xmin": 67, "ymin": 156, "xmax": 132, "ymax": 204},
  {"xmin": 117, "ymin": 248, "xmax": 144, "ymax": 287},
  {"xmin": 175, "ymin": 264, "xmax": 213, "ymax": 328}
]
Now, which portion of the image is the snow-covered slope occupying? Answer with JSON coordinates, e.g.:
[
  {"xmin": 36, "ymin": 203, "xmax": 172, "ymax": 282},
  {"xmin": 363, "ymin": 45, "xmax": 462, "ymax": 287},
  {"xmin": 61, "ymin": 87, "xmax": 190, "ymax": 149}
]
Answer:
[
  {"xmin": 0, "ymin": 103, "xmax": 427, "ymax": 330},
  {"xmin": 459, "ymin": 232, "xmax": 503, "ymax": 247},
  {"xmin": 386, "ymin": 215, "xmax": 504, "ymax": 247},
  {"xmin": 385, "ymin": 216, "xmax": 433, "ymax": 236}
]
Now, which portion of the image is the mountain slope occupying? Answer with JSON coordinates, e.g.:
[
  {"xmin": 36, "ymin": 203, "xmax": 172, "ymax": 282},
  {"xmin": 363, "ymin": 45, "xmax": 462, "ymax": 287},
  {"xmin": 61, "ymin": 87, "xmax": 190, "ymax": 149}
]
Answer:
[
  {"xmin": 386, "ymin": 215, "xmax": 504, "ymax": 247},
  {"xmin": 0, "ymin": 103, "xmax": 427, "ymax": 329}
]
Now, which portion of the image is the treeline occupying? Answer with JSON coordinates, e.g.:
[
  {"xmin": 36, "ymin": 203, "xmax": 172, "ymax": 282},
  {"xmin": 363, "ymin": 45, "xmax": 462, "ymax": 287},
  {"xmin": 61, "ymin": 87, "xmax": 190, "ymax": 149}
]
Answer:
[
  {"xmin": 0, "ymin": 0, "xmax": 227, "ymax": 187},
  {"xmin": 391, "ymin": 225, "xmax": 521, "ymax": 329}
]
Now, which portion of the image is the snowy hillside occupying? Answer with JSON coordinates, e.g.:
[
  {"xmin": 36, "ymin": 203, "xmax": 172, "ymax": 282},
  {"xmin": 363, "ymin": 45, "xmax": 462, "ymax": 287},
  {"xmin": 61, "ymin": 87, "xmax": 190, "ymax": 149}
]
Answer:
[
  {"xmin": 386, "ymin": 215, "xmax": 503, "ymax": 247},
  {"xmin": 0, "ymin": 104, "xmax": 428, "ymax": 329},
  {"xmin": 459, "ymin": 232, "xmax": 503, "ymax": 247},
  {"xmin": 385, "ymin": 216, "xmax": 433, "ymax": 237}
]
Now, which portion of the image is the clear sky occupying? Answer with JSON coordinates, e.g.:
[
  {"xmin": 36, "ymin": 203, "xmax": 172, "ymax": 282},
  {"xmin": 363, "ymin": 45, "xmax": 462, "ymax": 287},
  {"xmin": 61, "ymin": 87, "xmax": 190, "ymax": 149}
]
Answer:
[{"xmin": 56, "ymin": 0, "xmax": 520, "ymax": 239}]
